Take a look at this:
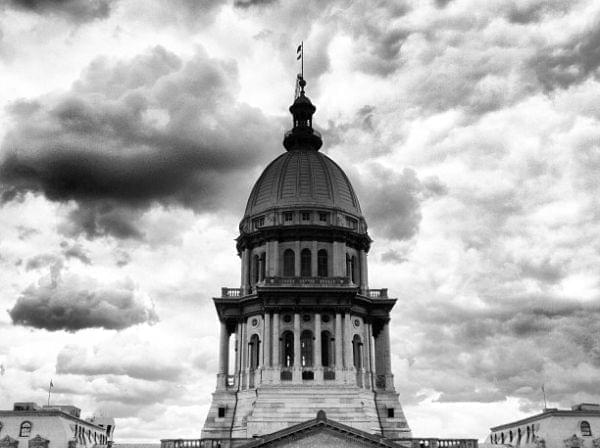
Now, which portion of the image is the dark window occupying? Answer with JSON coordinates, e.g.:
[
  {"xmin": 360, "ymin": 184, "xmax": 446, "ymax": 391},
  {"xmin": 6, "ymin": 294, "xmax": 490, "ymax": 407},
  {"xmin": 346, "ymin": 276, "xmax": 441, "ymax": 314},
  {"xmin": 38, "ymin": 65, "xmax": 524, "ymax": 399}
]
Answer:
[
  {"xmin": 283, "ymin": 314, "xmax": 292, "ymax": 323},
  {"xmin": 347, "ymin": 254, "xmax": 357, "ymax": 283},
  {"xmin": 253, "ymin": 255, "xmax": 259, "ymax": 284},
  {"xmin": 249, "ymin": 334, "xmax": 260, "ymax": 370},
  {"xmin": 301, "ymin": 330, "xmax": 313, "ymax": 367},
  {"xmin": 20, "ymin": 421, "xmax": 32, "ymax": 437},
  {"xmin": 352, "ymin": 334, "xmax": 363, "ymax": 369},
  {"xmin": 387, "ymin": 408, "xmax": 395, "ymax": 418},
  {"xmin": 317, "ymin": 249, "xmax": 328, "ymax": 277},
  {"xmin": 301, "ymin": 249, "xmax": 311, "ymax": 277},
  {"xmin": 259, "ymin": 252, "xmax": 266, "ymax": 281},
  {"xmin": 527, "ymin": 427, "xmax": 530, "ymax": 443},
  {"xmin": 302, "ymin": 370, "xmax": 314, "ymax": 380},
  {"xmin": 319, "ymin": 212, "xmax": 328, "ymax": 222},
  {"xmin": 321, "ymin": 330, "xmax": 334, "ymax": 367},
  {"xmin": 218, "ymin": 407, "xmax": 226, "ymax": 418},
  {"xmin": 581, "ymin": 421, "xmax": 592, "ymax": 436},
  {"xmin": 283, "ymin": 249, "xmax": 295, "ymax": 276},
  {"xmin": 501, "ymin": 433, "xmax": 505, "ymax": 444},
  {"xmin": 252, "ymin": 216, "xmax": 264, "ymax": 230},
  {"xmin": 301, "ymin": 211, "xmax": 310, "ymax": 221},
  {"xmin": 321, "ymin": 314, "xmax": 330, "ymax": 323},
  {"xmin": 282, "ymin": 331, "xmax": 294, "ymax": 367},
  {"xmin": 509, "ymin": 431, "xmax": 513, "ymax": 442},
  {"xmin": 302, "ymin": 314, "xmax": 311, "ymax": 322},
  {"xmin": 284, "ymin": 212, "xmax": 293, "ymax": 222}
]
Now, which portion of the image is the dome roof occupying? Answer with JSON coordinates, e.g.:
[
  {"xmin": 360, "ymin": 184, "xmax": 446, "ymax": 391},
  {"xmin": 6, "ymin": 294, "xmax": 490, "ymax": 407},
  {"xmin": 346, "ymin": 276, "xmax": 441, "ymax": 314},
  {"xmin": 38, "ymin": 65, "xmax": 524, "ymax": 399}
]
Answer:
[{"xmin": 243, "ymin": 149, "xmax": 363, "ymax": 219}]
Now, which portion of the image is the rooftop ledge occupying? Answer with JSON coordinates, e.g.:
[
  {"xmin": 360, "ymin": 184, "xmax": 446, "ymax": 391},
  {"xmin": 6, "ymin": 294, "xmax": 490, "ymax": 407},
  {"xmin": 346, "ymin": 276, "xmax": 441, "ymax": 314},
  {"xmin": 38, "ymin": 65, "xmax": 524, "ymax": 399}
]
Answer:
[{"xmin": 220, "ymin": 278, "xmax": 388, "ymax": 298}]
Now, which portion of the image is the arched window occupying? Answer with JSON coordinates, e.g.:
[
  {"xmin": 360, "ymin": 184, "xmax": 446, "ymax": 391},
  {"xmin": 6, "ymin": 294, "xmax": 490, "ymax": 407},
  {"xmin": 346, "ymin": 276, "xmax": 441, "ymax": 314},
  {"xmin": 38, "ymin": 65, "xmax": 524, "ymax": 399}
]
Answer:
[
  {"xmin": 501, "ymin": 433, "xmax": 505, "ymax": 444},
  {"xmin": 352, "ymin": 335, "xmax": 363, "ymax": 369},
  {"xmin": 317, "ymin": 250, "xmax": 328, "ymax": 277},
  {"xmin": 253, "ymin": 255, "xmax": 260, "ymax": 283},
  {"xmin": 517, "ymin": 428, "xmax": 522, "ymax": 445},
  {"xmin": 321, "ymin": 330, "xmax": 334, "ymax": 367},
  {"xmin": 300, "ymin": 330, "xmax": 313, "ymax": 367},
  {"xmin": 249, "ymin": 334, "xmax": 260, "ymax": 370},
  {"xmin": 509, "ymin": 431, "xmax": 513, "ymax": 442},
  {"xmin": 259, "ymin": 252, "xmax": 266, "ymax": 281},
  {"xmin": 526, "ymin": 427, "xmax": 530, "ymax": 443},
  {"xmin": 301, "ymin": 249, "xmax": 311, "ymax": 277},
  {"xmin": 351, "ymin": 255, "xmax": 358, "ymax": 283},
  {"xmin": 19, "ymin": 421, "xmax": 32, "ymax": 437},
  {"xmin": 282, "ymin": 331, "xmax": 294, "ymax": 367},
  {"xmin": 581, "ymin": 421, "xmax": 592, "ymax": 436},
  {"xmin": 283, "ymin": 249, "xmax": 295, "ymax": 277}
]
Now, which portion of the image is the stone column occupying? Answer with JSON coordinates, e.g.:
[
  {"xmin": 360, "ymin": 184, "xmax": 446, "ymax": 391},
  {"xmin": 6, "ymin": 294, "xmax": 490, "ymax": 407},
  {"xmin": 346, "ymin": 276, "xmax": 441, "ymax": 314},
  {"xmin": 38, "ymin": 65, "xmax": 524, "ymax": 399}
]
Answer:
[
  {"xmin": 241, "ymin": 249, "xmax": 249, "ymax": 295},
  {"xmin": 241, "ymin": 320, "xmax": 248, "ymax": 389},
  {"xmin": 311, "ymin": 241, "xmax": 318, "ymax": 277},
  {"xmin": 381, "ymin": 321, "xmax": 394, "ymax": 389},
  {"xmin": 344, "ymin": 314, "xmax": 354, "ymax": 371},
  {"xmin": 365, "ymin": 322, "xmax": 373, "ymax": 389},
  {"xmin": 294, "ymin": 241, "xmax": 301, "ymax": 277},
  {"xmin": 272, "ymin": 312, "xmax": 280, "ymax": 384},
  {"xmin": 217, "ymin": 321, "xmax": 229, "ymax": 389},
  {"xmin": 234, "ymin": 322, "xmax": 241, "ymax": 387},
  {"xmin": 293, "ymin": 312, "xmax": 301, "ymax": 382},
  {"xmin": 314, "ymin": 313, "xmax": 322, "ymax": 382},
  {"xmin": 267, "ymin": 240, "xmax": 279, "ymax": 277},
  {"xmin": 334, "ymin": 313, "xmax": 343, "ymax": 378},
  {"xmin": 263, "ymin": 312, "xmax": 271, "ymax": 384},
  {"xmin": 359, "ymin": 250, "xmax": 369, "ymax": 295},
  {"xmin": 332, "ymin": 241, "xmax": 346, "ymax": 277}
]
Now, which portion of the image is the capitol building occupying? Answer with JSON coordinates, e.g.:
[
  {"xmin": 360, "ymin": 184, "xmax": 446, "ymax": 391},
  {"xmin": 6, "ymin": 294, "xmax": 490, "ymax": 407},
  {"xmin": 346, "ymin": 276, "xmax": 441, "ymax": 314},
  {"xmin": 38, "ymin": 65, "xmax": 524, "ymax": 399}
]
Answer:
[{"xmin": 161, "ymin": 77, "xmax": 478, "ymax": 448}]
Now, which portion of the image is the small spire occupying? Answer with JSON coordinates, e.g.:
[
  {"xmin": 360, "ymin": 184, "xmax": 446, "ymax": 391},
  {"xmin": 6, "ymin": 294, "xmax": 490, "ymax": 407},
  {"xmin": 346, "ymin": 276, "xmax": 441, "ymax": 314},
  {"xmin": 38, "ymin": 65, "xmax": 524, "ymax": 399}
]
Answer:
[{"xmin": 283, "ymin": 75, "xmax": 322, "ymax": 151}]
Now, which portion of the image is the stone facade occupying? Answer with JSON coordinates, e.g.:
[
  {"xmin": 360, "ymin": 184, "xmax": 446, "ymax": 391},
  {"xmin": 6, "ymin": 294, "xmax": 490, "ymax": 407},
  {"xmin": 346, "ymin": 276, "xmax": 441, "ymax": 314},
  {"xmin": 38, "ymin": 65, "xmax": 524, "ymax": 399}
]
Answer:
[
  {"xmin": 200, "ymin": 78, "xmax": 410, "ymax": 446},
  {"xmin": 487, "ymin": 404, "xmax": 600, "ymax": 448}
]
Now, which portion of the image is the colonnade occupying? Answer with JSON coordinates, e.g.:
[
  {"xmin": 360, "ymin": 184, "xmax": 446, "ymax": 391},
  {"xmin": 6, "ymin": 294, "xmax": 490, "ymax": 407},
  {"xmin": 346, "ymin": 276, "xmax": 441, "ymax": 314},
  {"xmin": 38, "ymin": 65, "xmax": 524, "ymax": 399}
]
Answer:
[{"xmin": 216, "ymin": 313, "xmax": 393, "ymax": 390}]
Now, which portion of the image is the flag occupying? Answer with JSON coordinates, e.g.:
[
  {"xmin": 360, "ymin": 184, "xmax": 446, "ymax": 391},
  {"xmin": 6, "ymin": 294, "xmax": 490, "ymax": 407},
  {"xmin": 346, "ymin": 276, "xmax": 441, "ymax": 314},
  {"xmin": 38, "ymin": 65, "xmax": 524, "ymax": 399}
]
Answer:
[
  {"xmin": 50, "ymin": 379, "xmax": 54, "ymax": 388},
  {"xmin": 0, "ymin": 364, "xmax": 4, "ymax": 376},
  {"xmin": 296, "ymin": 43, "xmax": 302, "ymax": 60}
]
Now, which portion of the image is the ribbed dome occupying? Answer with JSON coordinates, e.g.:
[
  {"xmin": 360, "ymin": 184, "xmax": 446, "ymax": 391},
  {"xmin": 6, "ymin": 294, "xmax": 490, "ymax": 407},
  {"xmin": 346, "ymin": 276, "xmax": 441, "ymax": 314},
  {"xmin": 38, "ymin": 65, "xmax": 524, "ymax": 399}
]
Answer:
[{"xmin": 244, "ymin": 149, "xmax": 362, "ymax": 219}]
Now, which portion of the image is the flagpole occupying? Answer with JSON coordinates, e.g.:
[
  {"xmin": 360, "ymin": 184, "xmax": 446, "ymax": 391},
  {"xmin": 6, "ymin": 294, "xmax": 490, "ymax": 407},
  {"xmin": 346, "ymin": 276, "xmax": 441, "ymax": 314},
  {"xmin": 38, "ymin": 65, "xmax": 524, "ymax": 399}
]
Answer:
[
  {"xmin": 542, "ymin": 384, "xmax": 547, "ymax": 410},
  {"xmin": 48, "ymin": 380, "xmax": 53, "ymax": 407},
  {"xmin": 301, "ymin": 41, "xmax": 304, "ymax": 79}
]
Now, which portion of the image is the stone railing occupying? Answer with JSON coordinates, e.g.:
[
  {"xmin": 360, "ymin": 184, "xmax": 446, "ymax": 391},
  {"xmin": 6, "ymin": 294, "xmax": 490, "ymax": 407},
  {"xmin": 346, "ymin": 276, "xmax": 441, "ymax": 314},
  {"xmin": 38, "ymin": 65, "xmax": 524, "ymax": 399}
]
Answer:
[
  {"xmin": 397, "ymin": 439, "xmax": 478, "ymax": 448},
  {"xmin": 221, "ymin": 288, "xmax": 241, "ymax": 297},
  {"xmin": 367, "ymin": 288, "xmax": 388, "ymax": 298},
  {"xmin": 263, "ymin": 276, "xmax": 351, "ymax": 287}
]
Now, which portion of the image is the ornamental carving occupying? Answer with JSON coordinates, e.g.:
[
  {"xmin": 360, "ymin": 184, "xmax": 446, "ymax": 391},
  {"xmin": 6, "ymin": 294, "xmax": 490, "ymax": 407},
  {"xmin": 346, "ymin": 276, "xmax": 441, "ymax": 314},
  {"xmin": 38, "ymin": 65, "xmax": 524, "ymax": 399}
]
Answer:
[
  {"xmin": 564, "ymin": 435, "xmax": 584, "ymax": 448},
  {"xmin": 534, "ymin": 436, "xmax": 546, "ymax": 448},
  {"xmin": 28, "ymin": 435, "xmax": 49, "ymax": 448},
  {"xmin": 0, "ymin": 435, "xmax": 18, "ymax": 448},
  {"xmin": 591, "ymin": 438, "xmax": 600, "ymax": 448}
]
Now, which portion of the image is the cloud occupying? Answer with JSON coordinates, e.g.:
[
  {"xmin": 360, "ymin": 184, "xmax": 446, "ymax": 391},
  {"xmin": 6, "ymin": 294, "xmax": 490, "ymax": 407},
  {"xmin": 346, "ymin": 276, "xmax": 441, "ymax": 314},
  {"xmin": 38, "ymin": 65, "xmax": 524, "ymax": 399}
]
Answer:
[
  {"xmin": 8, "ymin": 272, "xmax": 157, "ymax": 331},
  {"xmin": 4, "ymin": 0, "xmax": 113, "ymax": 22},
  {"xmin": 356, "ymin": 165, "xmax": 447, "ymax": 241},
  {"xmin": 0, "ymin": 46, "xmax": 276, "ymax": 239},
  {"xmin": 529, "ymin": 23, "xmax": 600, "ymax": 91},
  {"xmin": 60, "ymin": 241, "xmax": 91, "ymax": 264},
  {"xmin": 56, "ymin": 342, "xmax": 182, "ymax": 381}
]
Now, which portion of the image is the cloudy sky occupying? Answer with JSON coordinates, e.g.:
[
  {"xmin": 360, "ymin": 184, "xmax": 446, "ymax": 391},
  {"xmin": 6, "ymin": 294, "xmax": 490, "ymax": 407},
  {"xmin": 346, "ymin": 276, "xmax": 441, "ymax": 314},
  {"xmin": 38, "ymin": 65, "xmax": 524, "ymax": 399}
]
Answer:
[{"xmin": 0, "ymin": 0, "xmax": 599, "ymax": 443}]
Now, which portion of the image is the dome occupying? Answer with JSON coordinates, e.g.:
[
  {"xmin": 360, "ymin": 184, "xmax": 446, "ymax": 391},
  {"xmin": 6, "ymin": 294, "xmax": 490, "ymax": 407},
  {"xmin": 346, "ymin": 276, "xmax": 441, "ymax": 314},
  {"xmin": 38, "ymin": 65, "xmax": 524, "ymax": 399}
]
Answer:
[{"xmin": 243, "ymin": 149, "xmax": 363, "ymax": 219}]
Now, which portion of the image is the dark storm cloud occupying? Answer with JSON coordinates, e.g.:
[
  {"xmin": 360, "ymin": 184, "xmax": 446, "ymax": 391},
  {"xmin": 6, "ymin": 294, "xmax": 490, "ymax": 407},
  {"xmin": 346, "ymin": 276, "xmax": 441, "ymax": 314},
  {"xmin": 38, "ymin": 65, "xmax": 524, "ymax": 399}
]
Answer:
[
  {"xmin": 530, "ymin": 23, "xmax": 600, "ymax": 91},
  {"xmin": 357, "ymin": 166, "xmax": 446, "ymax": 241},
  {"xmin": 4, "ymin": 0, "xmax": 112, "ymax": 22},
  {"xmin": 0, "ymin": 46, "xmax": 277, "ymax": 239},
  {"xmin": 60, "ymin": 241, "xmax": 91, "ymax": 264},
  {"xmin": 9, "ymin": 274, "xmax": 158, "ymax": 331}
]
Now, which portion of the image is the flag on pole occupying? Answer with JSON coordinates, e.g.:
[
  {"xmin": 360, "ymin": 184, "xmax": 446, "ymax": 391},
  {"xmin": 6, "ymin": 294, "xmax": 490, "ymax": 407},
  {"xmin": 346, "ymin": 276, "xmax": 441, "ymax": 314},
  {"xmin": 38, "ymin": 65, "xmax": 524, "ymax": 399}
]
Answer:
[
  {"xmin": 50, "ymin": 379, "xmax": 54, "ymax": 388},
  {"xmin": 296, "ymin": 43, "xmax": 302, "ymax": 60}
]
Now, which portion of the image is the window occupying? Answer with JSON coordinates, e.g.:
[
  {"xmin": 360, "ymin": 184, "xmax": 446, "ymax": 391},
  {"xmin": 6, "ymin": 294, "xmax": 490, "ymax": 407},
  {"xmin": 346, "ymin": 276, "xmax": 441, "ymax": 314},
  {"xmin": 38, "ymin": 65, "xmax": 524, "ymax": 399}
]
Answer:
[
  {"xmin": 346, "ymin": 254, "xmax": 357, "ymax": 283},
  {"xmin": 581, "ymin": 421, "xmax": 592, "ymax": 436},
  {"xmin": 509, "ymin": 431, "xmax": 513, "ymax": 442},
  {"xmin": 283, "ymin": 249, "xmax": 295, "ymax": 276},
  {"xmin": 301, "ymin": 211, "xmax": 311, "ymax": 221},
  {"xmin": 321, "ymin": 330, "xmax": 334, "ymax": 367},
  {"xmin": 301, "ymin": 330, "xmax": 313, "ymax": 367},
  {"xmin": 317, "ymin": 249, "xmax": 328, "ymax": 277},
  {"xmin": 218, "ymin": 407, "xmax": 226, "ymax": 418},
  {"xmin": 301, "ymin": 249, "xmax": 311, "ymax": 276},
  {"xmin": 387, "ymin": 408, "xmax": 395, "ymax": 418},
  {"xmin": 319, "ymin": 212, "xmax": 328, "ymax": 222},
  {"xmin": 253, "ymin": 255, "xmax": 260, "ymax": 284},
  {"xmin": 249, "ymin": 334, "xmax": 260, "ymax": 370},
  {"xmin": 501, "ymin": 433, "xmax": 505, "ymax": 444},
  {"xmin": 284, "ymin": 212, "xmax": 293, "ymax": 222},
  {"xmin": 346, "ymin": 216, "xmax": 357, "ymax": 229},
  {"xmin": 527, "ymin": 426, "xmax": 530, "ymax": 443},
  {"xmin": 19, "ymin": 421, "xmax": 32, "ymax": 437},
  {"xmin": 259, "ymin": 252, "xmax": 266, "ymax": 281},
  {"xmin": 252, "ymin": 216, "xmax": 264, "ymax": 230},
  {"xmin": 352, "ymin": 334, "xmax": 363, "ymax": 369},
  {"xmin": 282, "ymin": 331, "xmax": 294, "ymax": 367}
]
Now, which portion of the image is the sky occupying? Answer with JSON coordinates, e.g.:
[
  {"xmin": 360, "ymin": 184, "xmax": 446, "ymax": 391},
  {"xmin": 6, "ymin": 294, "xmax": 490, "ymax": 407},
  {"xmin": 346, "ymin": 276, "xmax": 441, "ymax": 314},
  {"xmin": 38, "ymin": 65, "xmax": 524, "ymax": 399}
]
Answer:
[{"xmin": 0, "ymin": 0, "xmax": 599, "ymax": 443}]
